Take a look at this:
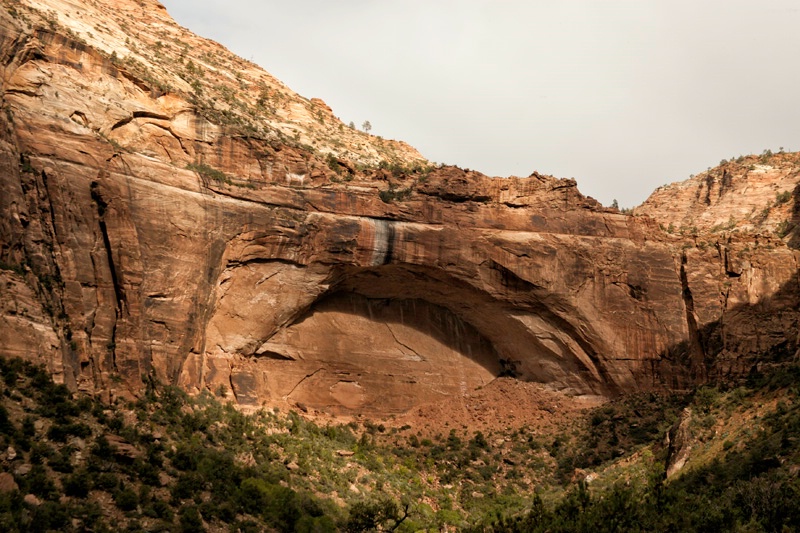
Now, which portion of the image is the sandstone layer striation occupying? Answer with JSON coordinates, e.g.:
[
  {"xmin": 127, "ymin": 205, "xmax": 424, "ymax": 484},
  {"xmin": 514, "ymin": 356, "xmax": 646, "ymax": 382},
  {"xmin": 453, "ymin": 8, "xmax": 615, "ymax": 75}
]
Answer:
[{"xmin": 0, "ymin": 0, "xmax": 798, "ymax": 416}]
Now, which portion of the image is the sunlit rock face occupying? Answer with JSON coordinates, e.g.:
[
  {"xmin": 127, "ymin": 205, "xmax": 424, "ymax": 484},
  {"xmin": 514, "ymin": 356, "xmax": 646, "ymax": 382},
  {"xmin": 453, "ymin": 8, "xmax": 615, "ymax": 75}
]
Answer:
[
  {"xmin": 255, "ymin": 293, "xmax": 501, "ymax": 416},
  {"xmin": 1, "ymin": 0, "xmax": 798, "ymax": 415},
  {"xmin": 636, "ymin": 153, "xmax": 800, "ymax": 237}
]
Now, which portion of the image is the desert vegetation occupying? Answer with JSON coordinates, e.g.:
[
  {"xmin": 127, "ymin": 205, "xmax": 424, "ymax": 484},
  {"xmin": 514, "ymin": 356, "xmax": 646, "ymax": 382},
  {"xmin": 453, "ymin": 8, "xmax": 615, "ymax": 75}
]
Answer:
[
  {"xmin": 2, "ymin": 1, "xmax": 800, "ymax": 531},
  {"xmin": 0, "ymin": 354, "xmax": 798, "ymax": 531}
]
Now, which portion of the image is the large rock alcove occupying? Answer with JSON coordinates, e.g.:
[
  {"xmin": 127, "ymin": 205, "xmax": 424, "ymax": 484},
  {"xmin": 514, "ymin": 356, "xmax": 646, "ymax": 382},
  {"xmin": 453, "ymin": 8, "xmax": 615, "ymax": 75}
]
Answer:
[{"xmin": 193, "ymin": 260, "xmax": 619, "ymax": 416}]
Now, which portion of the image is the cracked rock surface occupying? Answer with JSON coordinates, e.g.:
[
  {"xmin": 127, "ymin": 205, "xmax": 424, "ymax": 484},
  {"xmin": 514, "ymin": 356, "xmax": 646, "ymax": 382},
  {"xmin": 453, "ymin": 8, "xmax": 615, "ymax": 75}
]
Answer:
[{"xmin": 0, "ymin": 0, "xmax": 798, "ymax": 415}]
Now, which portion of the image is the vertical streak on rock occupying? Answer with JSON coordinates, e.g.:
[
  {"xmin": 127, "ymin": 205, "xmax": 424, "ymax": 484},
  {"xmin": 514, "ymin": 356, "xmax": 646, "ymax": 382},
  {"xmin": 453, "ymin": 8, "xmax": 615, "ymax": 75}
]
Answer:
[
  {"xmin": 190, "ymin": 236, "xmax": 228, "ymax": 389},
  {"xmin": 100, "ymin": 217, "xmax": 119, "ymax": 375},
  {"xmin": 383, "ymin": 223, "xmax": 396, "ymax": 265},
  {"xmin": 370, "ymin": 219, "xmax": 392, "ymax": 266},
  {"xmin": 227, "ymin": 361, "xmax": 239, "ymax": 403},
  {"xmin": 90, "ymin": 181, "xmax": 120, "ymax": 372},
  {"xmin": 679, "ymin": 251, "xmax": 706, "ymax": 381},
  {"xmin": 33, "ymin": 168, "xmax": 71, "ymax": 386},
  {"xmin": 91, "ymin": 184, "xmax": 123, "ymax": 313}
]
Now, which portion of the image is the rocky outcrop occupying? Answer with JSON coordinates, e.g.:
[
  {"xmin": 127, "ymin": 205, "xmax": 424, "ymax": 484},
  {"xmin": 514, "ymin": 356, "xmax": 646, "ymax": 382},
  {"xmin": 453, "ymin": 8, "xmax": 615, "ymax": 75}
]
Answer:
[
  {"xmin": 636, "ymin": 153, "xmax": 800, "ymax": 238},
  {"xmin": 0, "ymin": 0, "xmax": 798, "ymax": 416},
  {"xmin": 637, "ymin": 153, "xmax": 800, "ymax": 381},
  {"xmin": 665, "ymin": 407, "xmax": 693, "ymax": 479}
]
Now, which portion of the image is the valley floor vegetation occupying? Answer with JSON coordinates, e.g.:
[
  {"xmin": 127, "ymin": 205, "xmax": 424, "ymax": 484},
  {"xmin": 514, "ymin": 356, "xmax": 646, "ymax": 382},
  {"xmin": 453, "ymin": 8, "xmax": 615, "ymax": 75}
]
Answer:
[{"xmin": 0, "ymin": 354, "xmax": 798, "ymax": 532}]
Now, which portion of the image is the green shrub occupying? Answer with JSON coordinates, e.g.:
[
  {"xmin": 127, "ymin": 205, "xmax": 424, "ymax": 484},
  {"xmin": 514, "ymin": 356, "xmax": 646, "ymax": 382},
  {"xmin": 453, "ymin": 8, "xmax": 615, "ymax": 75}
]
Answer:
[
  {"xmin": 46, "ymin": 421, "xmax": 92, "ymax": 442},
  {"xmin": 94, "ymin": 472, "xmax": 120, "ymax": 491},
  {"xmin": 0, "ymin": 404, "xmax": 12, "ymax": 435},
  {"xmin": 775, "ymin": 190, "xmax": 792, "ymax": 205},
  {"xmin": 48, "ymin": 448, "xmax": 74, "ymax": 473},
  {"xmin": 142, "ymin": 498, "xmax": 173, "ymax": 521},
  {"xmin": 113, "ymin": 486, "xmax": 138, "ymax": 511},
  {"xmin": 187, "ymin": 162, "xmax": 230, "ymax": 184},
  {"xmin": 179, "ymin": 504, "xmax": 205, "ymax": 532},
  {"xmin": 379, "ymin": 185, "xmax": 412, "ymax": 203},
  {"xmin": 776, "ymin": 220, "xmax": 794, "ymax": 238},
  {"xmin": 171, "ymin": 472, "xmax": 204, "ymax": 501},
  {"xmin": 29, "ymin": 442, "xmax": 54, "ymax": 464},
  {"xmin": 25, "ymin": 464, "xmax": 59, "ymax": 501},
  {"xmin": 28, "ymin": 501, "xmax": 70, "ymax": 532},
  {"xmin": 64, "ymin": 469, "xmax": 92, "ymax": 498},
  {"xmin": 345, "ymin": 498, "xmax": 407, "ymax": 533}
]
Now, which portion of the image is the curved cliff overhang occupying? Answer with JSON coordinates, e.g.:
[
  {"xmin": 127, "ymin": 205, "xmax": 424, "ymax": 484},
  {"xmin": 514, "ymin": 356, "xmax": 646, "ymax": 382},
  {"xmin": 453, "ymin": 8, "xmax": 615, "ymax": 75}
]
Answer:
[
  {"xmin": 330, "ymin": 264, "xmax": 614, "ymax": 388},
  {"xmin": 2, "ymin": 0, "xmax": 799, "ymax": 415},
  {"xmin": 187, "ymin": 213, "xmax": 646, "ymax": 416}
]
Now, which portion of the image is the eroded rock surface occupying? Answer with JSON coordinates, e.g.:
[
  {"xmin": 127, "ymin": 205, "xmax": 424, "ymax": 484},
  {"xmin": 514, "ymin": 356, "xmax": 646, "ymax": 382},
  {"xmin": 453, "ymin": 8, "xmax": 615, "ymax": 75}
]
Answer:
[
  {"xmin": 0, "ymin": 0, "xmax": 798, "ymax": 416},
  {"xmin": 636, "ymin": 153, "xmax": 800, "ymax": 237}
]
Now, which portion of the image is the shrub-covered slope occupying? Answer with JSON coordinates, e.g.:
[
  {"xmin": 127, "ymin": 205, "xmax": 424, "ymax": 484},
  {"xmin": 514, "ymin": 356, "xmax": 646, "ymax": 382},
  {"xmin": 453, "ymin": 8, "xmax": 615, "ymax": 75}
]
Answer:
[{"xmin": 0, "ymin": 355, "xmax": 799, "ymax": 532}]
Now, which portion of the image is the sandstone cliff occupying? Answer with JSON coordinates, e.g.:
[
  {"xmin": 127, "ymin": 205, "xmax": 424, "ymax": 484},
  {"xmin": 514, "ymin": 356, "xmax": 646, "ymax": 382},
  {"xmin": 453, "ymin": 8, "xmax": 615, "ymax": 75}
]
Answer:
[
  {"xmin": 636, "ymin": 152, "xmax": 800, "ymax": 240},
  {"xmin": 1, "ymin": 0, "xmax": 798, "ymax": 416}
]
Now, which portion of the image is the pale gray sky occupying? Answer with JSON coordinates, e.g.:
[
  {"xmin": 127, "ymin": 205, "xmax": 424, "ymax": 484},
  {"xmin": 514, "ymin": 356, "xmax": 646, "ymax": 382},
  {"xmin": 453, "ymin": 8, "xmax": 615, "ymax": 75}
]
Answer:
[{"xmin": 160, "ymin": 0, "xmax": 800, "ymax": 208}]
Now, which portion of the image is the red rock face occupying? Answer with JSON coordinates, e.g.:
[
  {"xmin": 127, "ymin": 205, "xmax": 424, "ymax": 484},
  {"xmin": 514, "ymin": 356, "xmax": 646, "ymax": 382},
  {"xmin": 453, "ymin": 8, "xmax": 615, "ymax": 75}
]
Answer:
[
  {"xmin": 0, "ymin": 0, "xmax": 798, "ymax": 415},
  {"xmin": 253, "ymin": 293, "xmax": 501, "ymax": 416}
]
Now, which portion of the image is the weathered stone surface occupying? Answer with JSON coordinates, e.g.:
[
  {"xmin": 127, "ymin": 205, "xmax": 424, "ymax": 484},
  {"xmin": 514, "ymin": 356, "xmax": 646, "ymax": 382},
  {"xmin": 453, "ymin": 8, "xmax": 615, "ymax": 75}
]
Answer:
[
  {"xmin": 636, "ymin": 153, "xmax": 800, "ymax": 237},
  {"xmin": 665, "ymin": 408, "xmax": 693, "ymax": 479},
  {"xmin": 23, "ymin": 493, "xmax": 41, "ymax": 506},
  {"xmin": 105, "ymin": 434, "xmax": 142, "ymax": 460},
  {"xmin": 0, "ymin": 0, "xmax": 798, "ymax": 418},
  {"xmin": 0, "ymin": 472, "xmax": 18, "ymax": 493},
  {"xmin": 0, "ymin": 271, "xmax": 64, "ymax": 382}
]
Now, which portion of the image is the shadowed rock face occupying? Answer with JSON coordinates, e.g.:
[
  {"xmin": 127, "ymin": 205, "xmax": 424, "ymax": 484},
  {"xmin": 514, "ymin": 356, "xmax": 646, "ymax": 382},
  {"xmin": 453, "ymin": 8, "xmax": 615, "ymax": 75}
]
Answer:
[
  {"xmin": 1, "ymin": 0, "xmax": 798, "ymax": 415},
  {"xmin": 255, "ymin": 292, "xmax": 502, "ymax": 417}
]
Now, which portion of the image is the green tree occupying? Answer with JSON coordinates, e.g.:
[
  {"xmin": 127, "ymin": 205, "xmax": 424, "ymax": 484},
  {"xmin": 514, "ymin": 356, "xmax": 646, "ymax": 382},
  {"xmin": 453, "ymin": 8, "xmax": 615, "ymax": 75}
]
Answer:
[
  {"xmin": 345, "ymin": 498, "xmax": 409, "ymax": 532},
  {"xmin": 179, "ymin": 505, "xmax": 205, "ymax": 532}
]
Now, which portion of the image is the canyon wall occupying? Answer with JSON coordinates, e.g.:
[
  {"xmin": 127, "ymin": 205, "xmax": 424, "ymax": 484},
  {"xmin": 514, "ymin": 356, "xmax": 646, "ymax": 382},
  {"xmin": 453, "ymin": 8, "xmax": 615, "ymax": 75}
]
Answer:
[{"xmin": 0, "ymin": 0, "xmax": 798, "ymax": 416}]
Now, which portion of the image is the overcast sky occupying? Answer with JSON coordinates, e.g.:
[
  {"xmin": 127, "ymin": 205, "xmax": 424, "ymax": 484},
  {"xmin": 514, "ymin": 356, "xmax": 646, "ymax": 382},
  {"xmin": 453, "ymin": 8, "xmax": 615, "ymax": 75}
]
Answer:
[{"xmin": 160, "ymin": 1, "xmax": 800, "ymax": 207}]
